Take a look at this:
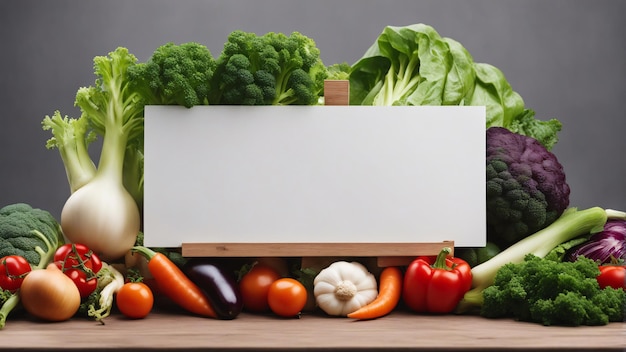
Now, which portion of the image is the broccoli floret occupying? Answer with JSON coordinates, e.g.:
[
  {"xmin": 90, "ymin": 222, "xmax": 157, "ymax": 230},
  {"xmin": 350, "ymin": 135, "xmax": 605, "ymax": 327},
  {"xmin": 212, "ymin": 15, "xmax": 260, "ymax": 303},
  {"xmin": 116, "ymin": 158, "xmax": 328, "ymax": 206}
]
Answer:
[
  {"xmin": 129, "ymin": 42, "xmax": 216, "ymax": 108},
  {"xmin": 481, "ymin": 254, "xmax": 625, "ymax": 326},
  {"xmin": 211, "ymin": 30, "xmax": 327, "ymax": 105},
  {"xmin": 0, "ymin": 203, "xmax": 64, "ymax": 269},
  {"xmin": 486, "ymin": 127, "xmax": 570, "ymax": 249},
  {"xmin": 277, "ymin": 67, "xmax": 317, "ymax": 105},
  {"xmin": 218, "ymin": 54, "xmax": 275, "ymax": 105}
]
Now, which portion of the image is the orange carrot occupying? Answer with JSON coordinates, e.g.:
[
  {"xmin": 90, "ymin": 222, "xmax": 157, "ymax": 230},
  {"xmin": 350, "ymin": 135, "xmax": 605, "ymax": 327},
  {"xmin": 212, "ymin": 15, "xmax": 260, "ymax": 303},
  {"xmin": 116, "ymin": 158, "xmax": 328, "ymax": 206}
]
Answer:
[
  {"xmin": 347, "ymin": 266, "xmax": 402, "ymax": 320},
  {"xmin": 132, "ymin": 246, "xmax": 217, "ymax": 318}
]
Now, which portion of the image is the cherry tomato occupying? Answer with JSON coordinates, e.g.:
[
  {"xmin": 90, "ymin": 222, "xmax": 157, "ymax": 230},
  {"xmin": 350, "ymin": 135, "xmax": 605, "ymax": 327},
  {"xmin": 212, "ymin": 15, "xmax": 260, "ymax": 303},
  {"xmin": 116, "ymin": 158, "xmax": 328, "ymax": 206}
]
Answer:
[
  {"xmin": 239, "ymin": 264, "xmax": 281, "ymax": 312},
  {"xmin": 0, "ymin": 255, "xmax": 31, "ymax": 292},
  {"xmin": 64, "ymin": 268, "xmax": 98, "ymax": 298},
  {"xmin": 54, "ymin": 243, "xmax": 102, "ymax": 273},
  {"xmin": 267, "ymin": 278, "xmax": 307, "ymax": 318},
  {"xmin": 116, "ymin": 282, "xmax": 154, "ymax": 319},
  {"xmin": 597, "ymin": 265, "xmax": 626, "ymax": 290},
  {"xmin": 54, "ymin": 243, "xmax": 102, "ymax": 298}
]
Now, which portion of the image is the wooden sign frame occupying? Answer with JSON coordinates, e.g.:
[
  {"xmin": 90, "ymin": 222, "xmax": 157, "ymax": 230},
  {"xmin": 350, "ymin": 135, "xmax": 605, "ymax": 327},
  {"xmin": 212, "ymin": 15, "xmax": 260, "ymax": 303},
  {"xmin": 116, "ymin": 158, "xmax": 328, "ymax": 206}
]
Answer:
[
  {"xmin": 181, "ymin": 241, "xmax": 455, "ymax": 267},
  {"xmin": 145, "ymin": 80, "xmax": 485, "ymax": 266}
]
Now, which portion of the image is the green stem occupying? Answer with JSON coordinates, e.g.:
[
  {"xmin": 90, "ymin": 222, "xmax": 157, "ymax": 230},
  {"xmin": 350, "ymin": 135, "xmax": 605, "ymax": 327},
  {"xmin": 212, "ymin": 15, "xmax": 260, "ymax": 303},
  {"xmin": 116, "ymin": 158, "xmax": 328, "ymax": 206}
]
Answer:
[
  {"xmin": 0, "ymin": 294, "xmax": 20, "ymax": 329},
  {"xmin": 432, "ymin": 247, "xmax": 453, "ymax": 270},
  {"xmin": 96, "ymin": 119, "xmax": 128, "ymax": 181},
  {"xmin": 131, "ymin": 246, "xmax": 157, "ymax": 261},
  {"xmin": 32, "ymin": 229, "xmax": 55, "ymax": 270}
]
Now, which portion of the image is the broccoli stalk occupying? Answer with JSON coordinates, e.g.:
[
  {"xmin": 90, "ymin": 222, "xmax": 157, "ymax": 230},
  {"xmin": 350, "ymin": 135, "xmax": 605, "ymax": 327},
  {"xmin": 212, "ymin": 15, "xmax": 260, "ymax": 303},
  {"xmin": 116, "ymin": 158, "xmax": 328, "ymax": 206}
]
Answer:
[
  {"xmin": 0, "ymin": 293, "xmax": 19, "ymax": 329},
  {"xmin": 456, "ymin": 207, "xmax": 626, "ymax": 313},
  {"xmin": 29, "ymin": 229, "xmax": 58, "ymax": 270}
]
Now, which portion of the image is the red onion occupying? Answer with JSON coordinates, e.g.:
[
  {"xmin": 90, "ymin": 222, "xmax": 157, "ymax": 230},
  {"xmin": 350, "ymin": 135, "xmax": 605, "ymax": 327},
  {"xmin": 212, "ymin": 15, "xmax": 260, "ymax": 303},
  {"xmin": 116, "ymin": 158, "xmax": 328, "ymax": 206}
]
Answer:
[{"xmin": 566, "ymin": 219, "xmax": 626, "ymax": 264}]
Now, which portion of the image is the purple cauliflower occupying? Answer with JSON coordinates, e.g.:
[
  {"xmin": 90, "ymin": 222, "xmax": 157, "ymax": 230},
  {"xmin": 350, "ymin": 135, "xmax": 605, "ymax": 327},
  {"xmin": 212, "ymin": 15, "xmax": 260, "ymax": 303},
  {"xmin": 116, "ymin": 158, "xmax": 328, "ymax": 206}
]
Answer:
[{"xmin": 486, "ymin": 127, "xmax": 570, "ymax": 249}]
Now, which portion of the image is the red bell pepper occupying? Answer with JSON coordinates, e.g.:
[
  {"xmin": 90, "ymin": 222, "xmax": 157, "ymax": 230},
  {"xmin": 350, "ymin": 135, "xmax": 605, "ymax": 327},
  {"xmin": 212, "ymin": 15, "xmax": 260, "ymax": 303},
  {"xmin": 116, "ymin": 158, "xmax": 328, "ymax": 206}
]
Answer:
[
  {"xmin": 0, "ymin": 255, "xmax": 31, "ymax": 292},
  {"xmin": 597, "ymin": 265, "xmax": 625, "ymax": 290},
  {"xmin": 402, "ymin": 247, "xmax": 472, "ymax": 313}
]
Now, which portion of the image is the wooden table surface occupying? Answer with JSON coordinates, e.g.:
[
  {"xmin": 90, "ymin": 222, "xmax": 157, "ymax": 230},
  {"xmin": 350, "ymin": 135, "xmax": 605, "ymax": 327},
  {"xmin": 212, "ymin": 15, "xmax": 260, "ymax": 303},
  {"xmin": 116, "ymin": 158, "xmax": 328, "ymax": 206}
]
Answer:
[{"xmin": 1, "ymin": 309, "xmax": 624, "ymax": 351}]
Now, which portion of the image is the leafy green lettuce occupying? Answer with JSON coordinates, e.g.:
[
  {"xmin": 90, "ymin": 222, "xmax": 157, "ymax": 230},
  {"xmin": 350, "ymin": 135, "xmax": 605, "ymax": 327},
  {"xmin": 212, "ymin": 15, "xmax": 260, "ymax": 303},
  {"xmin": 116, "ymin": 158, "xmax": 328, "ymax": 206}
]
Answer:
[{"xmin": 349, "ymin": 23, "xmax": 562, "ymax": 150}]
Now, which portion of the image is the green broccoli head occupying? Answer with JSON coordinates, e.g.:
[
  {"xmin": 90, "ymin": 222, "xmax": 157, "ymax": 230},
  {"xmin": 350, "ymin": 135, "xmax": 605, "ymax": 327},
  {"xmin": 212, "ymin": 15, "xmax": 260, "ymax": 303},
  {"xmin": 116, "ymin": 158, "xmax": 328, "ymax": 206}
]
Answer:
[
  {"xmin": 270, "ymin": 31, "xmax": 328, "ymax": 105},
  {"xmin": 486, "ymin": 127, "xmax": 570, "ymax": 249},
  {"xmin": 218, "ymin": 54, "xmax": 275, "ymax": 105},
  {"xmin": 0, "ymin": 203, "xmax": 64, "ymax": 269},
  {"xmin": 212, "ymin": 30, "xmax": 327, "ymax": 105},
  {"xmin": 129, "ymin": 42, "xmax": 216, "ymax": 108},
  {"xmin": 481, "ymin": 254, "xmax": 625, "ymax": 326}
]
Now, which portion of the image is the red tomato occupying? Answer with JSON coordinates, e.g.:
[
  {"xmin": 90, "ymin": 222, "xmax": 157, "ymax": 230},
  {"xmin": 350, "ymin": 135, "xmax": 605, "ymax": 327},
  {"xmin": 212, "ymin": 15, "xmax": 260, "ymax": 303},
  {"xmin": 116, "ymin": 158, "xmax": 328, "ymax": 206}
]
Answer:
[
  {"xmin": 597, "ymin": 265, "xmax": 626, "ymax": 290},
  {"xmin": 0, "ymin": 255, "xmax": 31, "ymax": 292},
  {"xmin": 54, "ymin": 243, "xmax": 102, "ymax": 298},
  {"xmin": 54, "ymin": 243, "xmax": 102, "ymax": 273},
  {"xmin": 116, "ymin": 282, "xmax": 154, "ymax": 319},
  {"xmin": 239, "ymin": 264, "xmax": 281, "ymax": 312},
  {"xmin": 64, "ymin": 268, "xmax": 98, "ymax": 298},
  {"xmin": 267, "ymin": 278, "xmax": 307, "ymax": 318}
]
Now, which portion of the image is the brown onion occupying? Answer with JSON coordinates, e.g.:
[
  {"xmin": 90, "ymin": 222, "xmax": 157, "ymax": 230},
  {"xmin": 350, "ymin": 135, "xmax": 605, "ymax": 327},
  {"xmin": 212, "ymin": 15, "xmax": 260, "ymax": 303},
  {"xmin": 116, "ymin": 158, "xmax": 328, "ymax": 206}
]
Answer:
[{"xmin": 20, "ymin": 263, "xmax": 81, "ymax": 322}]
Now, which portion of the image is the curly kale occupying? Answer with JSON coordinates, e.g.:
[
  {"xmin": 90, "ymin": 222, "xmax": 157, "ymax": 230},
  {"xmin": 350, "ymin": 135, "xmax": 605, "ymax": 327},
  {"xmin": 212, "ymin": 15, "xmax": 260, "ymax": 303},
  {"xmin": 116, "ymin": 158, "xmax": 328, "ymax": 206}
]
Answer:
[
  {"xmin": 481, "ymin": 254, "xmax": 625, "ymax": 326},
  {"xmin": 486, "ymin": 127, "xmax": 570, "ymax": 249},
  {"xmin": 211, "ymin": 30, "xmax": 327, "ymax": 105}
]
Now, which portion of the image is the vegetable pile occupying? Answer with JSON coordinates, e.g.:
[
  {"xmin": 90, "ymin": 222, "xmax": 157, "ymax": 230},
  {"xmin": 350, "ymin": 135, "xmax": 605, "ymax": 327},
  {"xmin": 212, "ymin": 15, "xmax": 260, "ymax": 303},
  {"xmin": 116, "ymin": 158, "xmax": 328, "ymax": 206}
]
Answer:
[
  {"xmin": 480, "ymin": 254, "xmax": 625, "ymax": 326},
  {"xmin": 0, "ymin": 23, "xmax": 624, "ymax": 330}
]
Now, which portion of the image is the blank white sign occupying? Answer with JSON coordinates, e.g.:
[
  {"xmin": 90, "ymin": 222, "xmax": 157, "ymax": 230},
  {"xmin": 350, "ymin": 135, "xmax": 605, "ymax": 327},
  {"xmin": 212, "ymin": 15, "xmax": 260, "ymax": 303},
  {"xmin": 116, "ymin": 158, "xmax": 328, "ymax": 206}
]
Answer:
[{"xmin": 143, "ymin": 105, "xmax": 486, "ymax": 248}]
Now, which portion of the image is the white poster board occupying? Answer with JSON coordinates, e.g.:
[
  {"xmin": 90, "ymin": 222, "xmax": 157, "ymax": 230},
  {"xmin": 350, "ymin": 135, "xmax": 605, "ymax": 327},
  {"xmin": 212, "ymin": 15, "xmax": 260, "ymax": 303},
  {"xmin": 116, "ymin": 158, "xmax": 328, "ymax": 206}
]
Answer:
[{"xmin": 143, "ymin": 105, "xmax": 486, "ymax": 248}]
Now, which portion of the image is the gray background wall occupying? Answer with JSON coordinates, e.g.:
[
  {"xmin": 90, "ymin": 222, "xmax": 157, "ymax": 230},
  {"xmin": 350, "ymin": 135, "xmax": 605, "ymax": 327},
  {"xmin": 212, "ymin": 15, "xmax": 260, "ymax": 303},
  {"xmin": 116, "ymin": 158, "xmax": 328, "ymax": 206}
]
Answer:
[{"xmin": 1, "ymin": 0, "xmax": 625, "ymax": 221}]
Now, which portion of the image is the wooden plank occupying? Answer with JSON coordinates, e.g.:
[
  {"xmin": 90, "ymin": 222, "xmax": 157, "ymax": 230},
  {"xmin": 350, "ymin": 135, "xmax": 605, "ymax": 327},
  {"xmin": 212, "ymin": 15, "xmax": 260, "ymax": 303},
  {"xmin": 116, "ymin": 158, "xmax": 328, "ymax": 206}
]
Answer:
[
  {"xmin": 3, "ymin": 310, "xmax": 623, "ymax": 351},
  {"xmin": 323, "ymin": 79, "xmax": 350, "ymax": 105},
  {"xmin": 377, "ymin": 256, "xmax": 422, "ymax": 267},
  {"xmin": 182, "ymin": 241, "xmax": 454, "ymax": 258}
]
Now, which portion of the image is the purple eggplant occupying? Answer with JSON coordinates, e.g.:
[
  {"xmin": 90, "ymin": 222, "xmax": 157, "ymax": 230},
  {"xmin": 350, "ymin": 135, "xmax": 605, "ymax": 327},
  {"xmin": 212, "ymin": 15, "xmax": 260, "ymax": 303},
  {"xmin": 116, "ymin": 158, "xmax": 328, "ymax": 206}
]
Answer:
[{"xmin": 183, "ymin": 258, "xmax": 243, "ymax": 319}]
